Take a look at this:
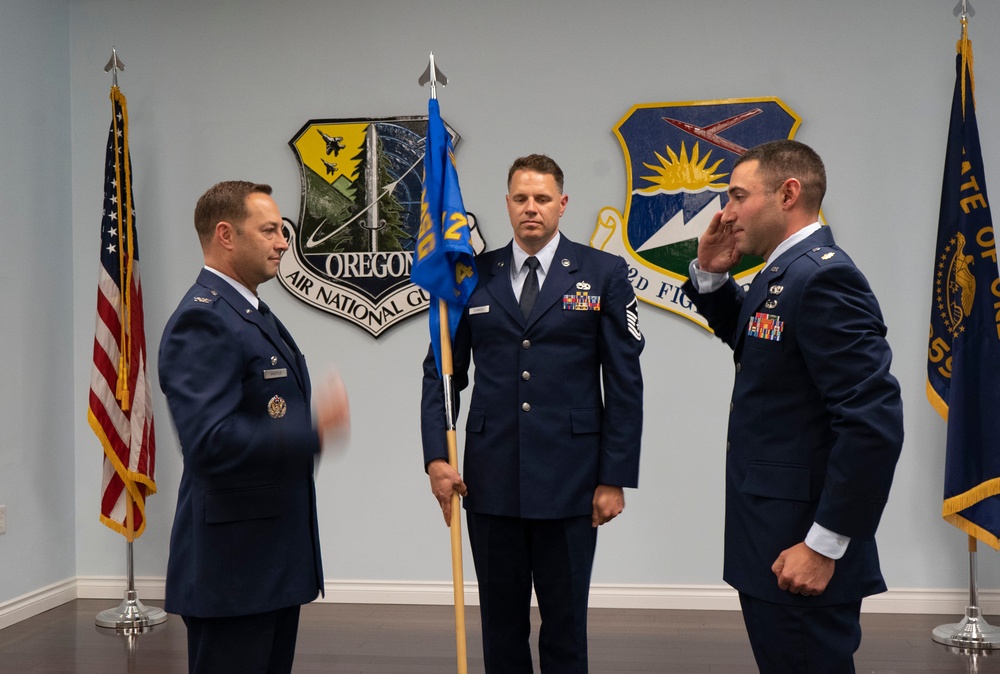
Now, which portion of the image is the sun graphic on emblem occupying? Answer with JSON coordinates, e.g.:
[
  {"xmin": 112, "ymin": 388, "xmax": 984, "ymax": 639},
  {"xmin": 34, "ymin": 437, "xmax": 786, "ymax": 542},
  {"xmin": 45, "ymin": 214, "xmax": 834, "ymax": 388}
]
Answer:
[{"xmin": 638, "ymin": 142, "xmax": 728, "ymax": 194}]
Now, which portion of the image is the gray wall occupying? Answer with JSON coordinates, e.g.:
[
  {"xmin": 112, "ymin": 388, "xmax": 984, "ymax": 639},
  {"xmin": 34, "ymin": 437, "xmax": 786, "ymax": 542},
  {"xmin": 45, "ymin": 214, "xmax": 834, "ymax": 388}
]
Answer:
[
  {"xmin": 3, "ymin": 0, "xmax": 998, "ymax": 605},
  {"xmin": 0, "ymin": 0, "xmax": 75, "ymax": 600}
]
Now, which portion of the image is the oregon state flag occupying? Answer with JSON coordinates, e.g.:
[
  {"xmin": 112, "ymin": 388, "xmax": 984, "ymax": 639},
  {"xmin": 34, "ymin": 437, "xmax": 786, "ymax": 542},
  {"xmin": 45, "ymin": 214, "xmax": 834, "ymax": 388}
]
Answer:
[
  {"xmin": 928, "ymin": 24, "xmax": 1000, "ymax": 548},
  {"xmin": 412, "ymin": 98, "xmax": 477, "ymax": 374}
]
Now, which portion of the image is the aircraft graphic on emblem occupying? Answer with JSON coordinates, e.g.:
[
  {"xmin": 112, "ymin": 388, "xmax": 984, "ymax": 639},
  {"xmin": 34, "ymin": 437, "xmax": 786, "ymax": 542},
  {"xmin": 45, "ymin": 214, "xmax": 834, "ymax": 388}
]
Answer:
[
  {"xmin": 279, "ymin": 116, "xmax": 485, "ymax": 337},
  {"xmin": 590, "ymin": 98, "xmax": 803, "ymax": 332}
]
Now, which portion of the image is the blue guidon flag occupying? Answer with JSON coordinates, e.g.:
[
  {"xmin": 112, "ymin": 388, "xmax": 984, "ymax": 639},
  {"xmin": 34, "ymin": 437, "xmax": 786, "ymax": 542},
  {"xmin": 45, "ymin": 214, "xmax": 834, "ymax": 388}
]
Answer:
[
  {"xmin": 928, "ymin": 24, "xmax": 1000, "ymax": 548},
  {"xmin": 591, "ymin": 98, "xmax": 802, "ymax": 332},
  {"xmin": 412, "ymin": 97, "xmax": 478, "ymax": 374}
]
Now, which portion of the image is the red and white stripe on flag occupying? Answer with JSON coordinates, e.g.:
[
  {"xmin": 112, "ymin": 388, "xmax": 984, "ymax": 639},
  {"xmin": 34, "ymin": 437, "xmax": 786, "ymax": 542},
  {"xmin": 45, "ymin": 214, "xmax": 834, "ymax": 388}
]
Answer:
[{"xmin": 87, "ymin": 86, "xmax": 156, "ymax": 540}]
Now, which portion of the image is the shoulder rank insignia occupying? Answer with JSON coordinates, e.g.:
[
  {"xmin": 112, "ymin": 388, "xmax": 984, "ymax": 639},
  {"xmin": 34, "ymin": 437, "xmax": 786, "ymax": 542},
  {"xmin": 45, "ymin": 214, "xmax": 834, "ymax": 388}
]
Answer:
[
  {"xmin": 193, "ymin": 296, "xmax": 213, "ymax": 304},
  {"xmin": 809, "ymin": 248, "xmax": 838, "ymax": 264}
]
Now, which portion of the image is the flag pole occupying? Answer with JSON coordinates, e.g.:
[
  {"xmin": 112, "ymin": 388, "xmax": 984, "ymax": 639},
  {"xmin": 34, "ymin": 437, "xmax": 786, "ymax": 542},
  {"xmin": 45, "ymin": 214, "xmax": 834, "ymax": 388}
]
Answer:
[
  {"xmin": 930, "ymin": 3, "xmax": 1000, "ymax": 651},
  {"xmin": 96, "ymin": 487, "xmax": 167, "ymax": 629},
  {"xmin": 439, "ymin": 299, "xmax": 468, "ymax": 674},
  {"xmin": 93, "ymin": 48, "xmax": 166, "ymax": 631},
  {"xmin": 418, "ymin": 52, "xmax": 467, "ymax": 674}
]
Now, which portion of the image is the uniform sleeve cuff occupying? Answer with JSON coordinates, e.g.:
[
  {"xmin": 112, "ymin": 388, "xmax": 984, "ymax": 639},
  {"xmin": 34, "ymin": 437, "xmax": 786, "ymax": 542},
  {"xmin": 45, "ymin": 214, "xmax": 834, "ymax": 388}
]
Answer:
[
  {"xmin": 687, "ymin": 260, "xmax": 730, "ymax": 293},
  {"xmin": 805, "ymin": 522, "xmax": 850, "ymax": 560}
]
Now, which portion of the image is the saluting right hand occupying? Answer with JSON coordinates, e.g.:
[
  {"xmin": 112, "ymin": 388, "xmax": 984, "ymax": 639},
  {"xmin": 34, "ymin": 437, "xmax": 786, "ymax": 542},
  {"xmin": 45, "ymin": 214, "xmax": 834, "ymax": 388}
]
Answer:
[{"xmin": 697, "ymin": 210, "xmax": 742, "ymax": 274}]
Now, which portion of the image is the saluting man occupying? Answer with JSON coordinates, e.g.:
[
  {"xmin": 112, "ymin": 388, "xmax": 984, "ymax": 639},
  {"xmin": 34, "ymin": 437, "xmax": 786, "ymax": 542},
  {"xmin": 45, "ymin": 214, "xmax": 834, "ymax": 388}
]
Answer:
[
  {"xmin": 682, "ymin": 140, "xmax": 903, "ymax": 673},
  {"xmin": 421, "ymin": 154, "xmax": 644, "ymax": 673},
  {"xmin": 159, "ymin": 181, "xmax": 349, "ymax": 674}
]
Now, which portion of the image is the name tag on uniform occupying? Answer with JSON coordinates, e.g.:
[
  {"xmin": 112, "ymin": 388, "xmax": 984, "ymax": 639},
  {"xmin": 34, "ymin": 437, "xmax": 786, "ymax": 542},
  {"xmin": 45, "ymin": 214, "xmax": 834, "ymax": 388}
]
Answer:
[
  {"xmin": 469, "ymin": 305, "xmax": 490, "ymax": 315},
  {"xmin": 263, "ymin": 368, "xmax": 288, "ymax": 379}
]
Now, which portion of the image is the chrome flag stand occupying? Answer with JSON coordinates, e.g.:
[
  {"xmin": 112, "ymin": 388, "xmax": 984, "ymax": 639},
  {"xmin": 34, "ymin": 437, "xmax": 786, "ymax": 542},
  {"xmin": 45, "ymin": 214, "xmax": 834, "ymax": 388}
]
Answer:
[
  {"xmin": 933, "ymin": 536, "xmax": 1000, "ymax": 650},
  {"xmin": 96, "ymin": 538, "xmax": 167, "ymax": 629}
]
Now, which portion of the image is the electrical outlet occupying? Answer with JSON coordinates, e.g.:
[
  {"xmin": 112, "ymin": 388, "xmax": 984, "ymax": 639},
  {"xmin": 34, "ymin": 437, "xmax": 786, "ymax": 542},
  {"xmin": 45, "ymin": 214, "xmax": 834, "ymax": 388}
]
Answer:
[{"xmin": 0, "ymin": 505, "xmax": 5, "ymax": 534}]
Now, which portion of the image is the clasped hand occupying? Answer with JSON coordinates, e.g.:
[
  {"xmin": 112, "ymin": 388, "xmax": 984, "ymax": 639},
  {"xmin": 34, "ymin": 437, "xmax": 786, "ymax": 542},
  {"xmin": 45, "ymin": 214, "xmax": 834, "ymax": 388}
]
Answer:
[{"xmin": 772, "ymin": 542, "xmax": 835, "ymax": 597}]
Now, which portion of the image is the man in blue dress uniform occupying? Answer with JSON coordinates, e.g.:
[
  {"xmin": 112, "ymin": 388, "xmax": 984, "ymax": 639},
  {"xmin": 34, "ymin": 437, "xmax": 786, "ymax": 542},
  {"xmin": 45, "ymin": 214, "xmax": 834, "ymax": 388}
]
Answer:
[
  {"xmin": 421, "ymin": 155, "xmax": 644, "ymax": 673},
  {"xmin": 682, "ymin": 141, "xmax": 903, "ymax": 673},
  {"xmin": 159, "ymin": 181, "xmax": 349, "ymax": 673}
]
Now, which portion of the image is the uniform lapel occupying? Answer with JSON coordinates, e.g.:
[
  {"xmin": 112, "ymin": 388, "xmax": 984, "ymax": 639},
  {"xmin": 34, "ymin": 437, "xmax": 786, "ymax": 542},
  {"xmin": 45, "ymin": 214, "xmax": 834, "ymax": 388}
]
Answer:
[
  {"xmin": 484, "ymin": 237, "xmax": 579, "ymax": 329},
  {"xmin": 525, "ymin": 236, "xmax": 577, "ymax": 329},
  {"xmin": 485, "ymin": 243, "xmax": 522, "ymax": 323},
  {"xmin": 264, "ymin": 309, "xmax": 307, "ymax": 386},
  {"xmin": 252, "ymin": 306, "xmax": 305, "ymax": 391},
  {"xmin": 196, "ymin": 270, "xmax": 306, "ymax": 392},
  {"xmin": 734, "ymin": 227, "xmax": 834, "ymax": 348},
  {"xmin": 736, "ymin": 266, "xmax": 779, "ymax": 342}
]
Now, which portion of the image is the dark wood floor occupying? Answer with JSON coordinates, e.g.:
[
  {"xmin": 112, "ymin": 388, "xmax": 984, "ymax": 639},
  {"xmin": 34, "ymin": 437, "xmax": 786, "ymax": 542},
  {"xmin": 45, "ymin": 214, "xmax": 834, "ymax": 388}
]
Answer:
[{"xmin": 1, "ymin": 599, "xmax": 998, "ymax": 673}]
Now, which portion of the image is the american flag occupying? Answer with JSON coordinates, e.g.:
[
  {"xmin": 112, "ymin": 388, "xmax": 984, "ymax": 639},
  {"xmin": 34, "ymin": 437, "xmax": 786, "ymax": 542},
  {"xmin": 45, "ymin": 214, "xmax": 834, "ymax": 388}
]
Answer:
[{"xmin": 87, "ymin": 86, "xmax": 156, "ymax": 540}]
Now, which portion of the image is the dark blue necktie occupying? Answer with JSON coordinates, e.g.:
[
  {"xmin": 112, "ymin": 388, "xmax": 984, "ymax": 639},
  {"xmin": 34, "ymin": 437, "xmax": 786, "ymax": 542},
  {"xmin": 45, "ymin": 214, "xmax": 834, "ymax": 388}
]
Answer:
[
  {"xmin": 258, "ymin": 300, "xmax": 293, "ymax": 359},
  {"xmin": 519, "ymin": 256, "xmax": 540, "ymax": 319}
]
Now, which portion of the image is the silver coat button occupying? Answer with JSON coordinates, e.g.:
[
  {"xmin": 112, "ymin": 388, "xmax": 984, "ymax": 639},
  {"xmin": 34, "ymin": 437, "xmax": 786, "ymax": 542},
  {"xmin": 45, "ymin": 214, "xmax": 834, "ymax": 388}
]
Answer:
[
  {"xmin": 522, "ymin": 339, "xmax": 531, "ymax": 349},
  {"xmin": 522, "ymin": 402, "xmax": 531, "ymax": 412},
  {"xmin": 522, "ymin": 371, "xmax": 531, "ymax": 380},
  {"xmin": 735, "ymin": 362, "xmax": 742, "ymax": 373}
]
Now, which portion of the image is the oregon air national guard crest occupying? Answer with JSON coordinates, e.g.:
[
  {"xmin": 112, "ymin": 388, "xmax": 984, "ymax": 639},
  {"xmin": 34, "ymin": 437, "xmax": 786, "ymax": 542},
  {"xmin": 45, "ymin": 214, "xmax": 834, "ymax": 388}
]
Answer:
[
  {"xmin": 279, "ymin": 116, "xmax": 484, "ymax": 336},
  {"xmin": 591, "ymin": 98, "xmax": 802, "ymax": 331}
]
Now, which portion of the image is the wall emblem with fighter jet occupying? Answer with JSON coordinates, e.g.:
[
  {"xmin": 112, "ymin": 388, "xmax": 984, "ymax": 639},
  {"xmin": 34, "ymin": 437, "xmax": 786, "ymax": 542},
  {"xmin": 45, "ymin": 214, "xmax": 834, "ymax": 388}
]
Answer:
[
  {"xmin": 279, "ymin": 116, "xmax": 485, "ymax": 337},
  {"xmin": 591, "ymin": 98, "xmax": 803, "ymax": 332}
]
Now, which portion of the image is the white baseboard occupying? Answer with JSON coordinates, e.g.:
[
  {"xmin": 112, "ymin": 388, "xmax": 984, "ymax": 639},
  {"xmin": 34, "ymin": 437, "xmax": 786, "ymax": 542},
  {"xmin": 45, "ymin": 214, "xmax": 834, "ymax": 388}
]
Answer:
[
  {"xmin": 74, "ymin": 576, "xmax": 166, "ymax": 600},
  {"xmin": 0, "ymin": 579, "xmax": 77, "ymax": 631},
  {"xmin": 3, "ymin": 578, "xmax": 997, "ymax": 631},
  {"xmin": 318, "ymin": 580, "xmax": 1000, "ymax": 615}
]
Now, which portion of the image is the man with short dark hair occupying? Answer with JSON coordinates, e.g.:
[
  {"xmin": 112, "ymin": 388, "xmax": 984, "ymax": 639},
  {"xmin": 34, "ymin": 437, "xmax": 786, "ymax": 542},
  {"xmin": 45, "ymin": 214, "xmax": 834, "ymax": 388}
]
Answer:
[
  {"xmin": 683, "ymin": 140, "xmax": 903, "ymax": 672},
  {"xmin": 160, "ymin": 181, "xmax": 349, "ymax": 673},
  {"xmin": 422, "ymin": 155, "xmax": 644, "ymax": 672}
]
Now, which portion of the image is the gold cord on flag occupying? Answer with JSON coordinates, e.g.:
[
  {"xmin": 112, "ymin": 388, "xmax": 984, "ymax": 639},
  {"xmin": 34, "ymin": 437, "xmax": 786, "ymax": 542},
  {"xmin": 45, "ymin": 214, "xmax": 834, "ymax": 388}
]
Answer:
[
  {"xmin": 959, "ymin": 18, "xmax": 974, "ymax": 117},
  {"xmin": 110, "ymin": 86, "xmax": 132, "ymax": 411}
]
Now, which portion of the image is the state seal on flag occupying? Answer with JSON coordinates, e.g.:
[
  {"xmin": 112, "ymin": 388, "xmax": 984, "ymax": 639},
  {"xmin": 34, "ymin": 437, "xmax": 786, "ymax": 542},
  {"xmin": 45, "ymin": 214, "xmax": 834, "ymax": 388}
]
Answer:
[
  {"xmin": 279, "ymin": 116, "xmax": 485, "ymax": 337},
  {"xmin": 590, "ymin": 98, "xmax": 802, "ymax": 332}
]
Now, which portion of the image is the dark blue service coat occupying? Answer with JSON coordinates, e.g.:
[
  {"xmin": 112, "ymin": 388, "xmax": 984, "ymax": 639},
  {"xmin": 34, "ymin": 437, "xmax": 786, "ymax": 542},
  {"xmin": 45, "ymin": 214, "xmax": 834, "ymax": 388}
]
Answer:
[
  {"xmin": 159, "ymin": 269, "xmax": 323, "ymax": 618},
  {"xmin": 683, "ymin": 227, "xmax": 903, "ymax": 606},
  {"xmin": 422, "ymin": 236, "xmax": 645, "ymax": 519}
]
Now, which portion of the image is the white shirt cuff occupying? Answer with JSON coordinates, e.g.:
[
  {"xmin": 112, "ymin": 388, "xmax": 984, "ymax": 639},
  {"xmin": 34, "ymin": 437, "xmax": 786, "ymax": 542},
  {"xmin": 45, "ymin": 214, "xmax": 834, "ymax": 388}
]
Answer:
[
  {"xmin": 805, "ymin": 522, "xmax": 850, "ymax": 560},
  {"xmin": 687, "ymin": 260, "xmax": 730, "ymax": 294}
]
